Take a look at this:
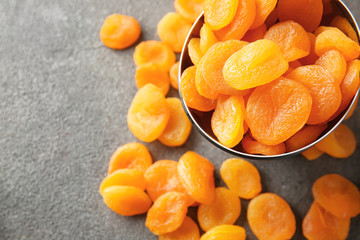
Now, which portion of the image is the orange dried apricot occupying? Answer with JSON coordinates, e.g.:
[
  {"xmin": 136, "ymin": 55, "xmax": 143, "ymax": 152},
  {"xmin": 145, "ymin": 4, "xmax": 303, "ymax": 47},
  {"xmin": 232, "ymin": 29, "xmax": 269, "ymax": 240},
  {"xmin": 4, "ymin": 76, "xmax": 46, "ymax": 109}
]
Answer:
[
  {"xmin": 211, "ymin": 95, "xmax": 245, "ymax": 148},
  {"xmin": 200, "ymin": 23, "xmax": 219, "ymax": 54},
  {"xmin": 135, "ymin": 63, "xmax": 170, "ymax": 95},
  {"xmin": 264, "ymin": 21, "xmax": 310, "ymax": 61},
  {"xmin": 159, "ymin": 216, "xmax": 200, "ymax": 240},
  {"xmin": 287, "ymin": 65, "xmax": 341, "ymax": 125},
  {"xmin": 303, "ymin": 202, "xmax": 350, "ymax": 240},
  {"xmin": 285, "ymin": 124, "xmax": 327, "ymax": 152},
  {"xmin": 250, "ymin": 0, "xmax": 277, "ymax": 29},
  {"xmin": 315, "ymin": 28, "xmax": 360, "ymax": 61},
  {"xmin": 242, "ymin": 135, "xmax": 286, "ymax": 155},
  {"xmin": 284, "ymin": 60, "xmax": 302, "ymax": 75},
  {"xmin": 180, "ymin": 66, "xmax": 217, "ymax": 112},
  {"xmin": 170, "ymin": 61, "xmax": 180, "ymax": 90},
  {"xmin": 248, "ymin": 193, "xmax": 296, "ymax": 240},
  {"xmin": 145, "ymin": 192, "xmax": 188, "ymax": 235},
  {"xmin": 278, "ymin": 0, "xmax": 323, "ymax": 32},
  {"xmin": 127, "ymin": 84, "xmax": 170, "ymax": 142},
  {"xmin": 215, "ymin": 0, "xmax": 256, "ymax": 41},
  {"xmin": 301, "ymin": 146, "xmax": 324, "ymax": 160},
  {"xmin": 264, "ymin": 7, "xmax": 278, "ymax": 29},
  {"xmin": 220, "ymin": 158, "xmax": 261, "ymax": 199},
  {"xmin": 197, "ymin": 40, "xmax": 248, "ymax": 96},
  {"xmin": 224, "ymin": 39, "xmax": 289, "ymax": 90},
  {"xmin": 204, "ymin": 0, "xmax": 239, "ymax": 31},
  {"xmin": 158, "ymin": 13, "xmax": 192, "ymax": 53},
  {"xmin": 200, "ymin": 225, "xmax": 246, "ymax": 240},
  {"xmin": 315, "ymin": 50, "xmax": 347, "ymax": 85},
  {"xmin": 158, "ymin": 98, "xmax": 192, "ymax": 147},
  {"xmin": 242, "ymin": 24, "xmax": 267, "ymax": 42},
  {"xmin": 174, "ymin": 0, "xmax": 204, "ymax": 23},
  {"xmin": 312, "ymin": 173, "xmax": 360, "ymax": 218},
  {"xmin": 315, "ymin": 123, "xmax": 357, "ymax": 159},
  {"xmin": 188, "ymin": 38, "xmax": 203, "ymax": 66},
  {"xmin": 299, "ymin": 33, "xmax": 318, "ymax": 65},
  {"xmin": 314, "ymin": 26, "xmax": 343, "ymax": 36},
  {"xmin": 331, "ymin": 16, "xmax": 359, "ymax": 44},
  {"xmin": 99, "ymin": 169, "xmax": 145, "ymax": 195},
  {"xmin": 108, "ymin": 142, "xmax": 152, "ymax": 174},
  {"xmin": 198, "ymin": 187, "xmax": 241, "ymax": 231},
  {"xmin": 195, "ymin": 59, "xmax": 221, "ymax": 100},
  {"xmin": 246, "ymin": 77, "xmax": 312, "ymax": 145},
  {"xmin": 345, "ymin": 95, "xmax": 358, "ymax": 120},
  {"xmin": 178, "ymin": 151, "xmax": 215, "ymax": 205},
  {"xmin": 134, "ymin": 41, "xmax": 176, "ymax": 72},
  {"xmin": 102, "ymin": 186, "xmax": 152, "ymax": 216},
  {"xmin": 100, "ymin": 14, "xmax": 141, "ymax": 50}
]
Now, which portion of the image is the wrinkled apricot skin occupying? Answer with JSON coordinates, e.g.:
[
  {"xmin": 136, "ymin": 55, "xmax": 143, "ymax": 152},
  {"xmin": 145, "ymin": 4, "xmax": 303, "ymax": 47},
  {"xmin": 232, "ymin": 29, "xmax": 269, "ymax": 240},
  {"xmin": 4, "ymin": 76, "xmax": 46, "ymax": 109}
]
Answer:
[
  {"xmin": 158, "ymin": 98, "xmax": 192, "ymax": 147},
  {"xmin": 285, "ymin": 124, "xmax": 327, "ymax": 152},
  {"xmin": 224, "ymin": 39, "xmax": 289, "ymax": 91},
  {"xmin": 312, "ymin": 174, "xmax": 360, "ymax": 218},
  {"xmin": 248, "ymin": 193, "xmax": 296, "ymax": 240},
  {"xmin": 264, "ymin": 21, "xmax": 310, "ymax": 62},
  {"xmin": 204, "ymin": 0, "xmax": 239, "ymax": 31},
  {"xmin": 102, "ymin": 186, "xmax": 152, "ymax": 216},
  {"xmin": 127, "ymin": 84, "xmax": 170, "ymax": 142},
  {"xmin": 331, "ymin": 16, "xmax": 359, "ymax": 44},
  {"xmin": 174, "ymin": 0, "xmax": 204, "ymax": 23},
  {"xmin": 315, "ymin": 50, "xmax": 347, "ymax": 85},
  {"xmin": 315, "ymin": 124, "xmax": 356, "ymax": 159},
  {"xmin": 246, "ymin": 77, "xmax": 312, "ymax": 146},
  {"xmin": 250, "ymin": 0, "xmax": 277, "ymax": 29},
  {"xmin": 188, "ymin": 38, "xmax": 203, "ymax": 66},
  {"xmin": 195, "ymin": 58, "xmax": 221, "ymax": 100},
  {"xmin": 200, "ymin": 23, "xmax": 219, "ymax": 54},
  {"xmin": 159, "ymin": 216, "xmax": 200, "ymax": 240},
  {"xmin": 145, "ymin": 192, "xmax": 188, "ymax": 235},
  {"xmin": 100, "ymin": 14, "xmax": 141, "ymax": 50},
  {"xmin": 134, "ymin": 41, "xmax": 176, "ymax": 72},
  {"xmin": 135, "ymin": 63, "xmax": 170, "ymax": 95},
  {"xmin": 108, "ymin": 142, "xmax": 152, "ymax": 174},
  {"xmin": 301, "ymin": 146, "xmax": 324, "ymax": 160},
  {"xmin": 242, "ymin": 135, "xmax": 286, "ymax": 155},
  {"xmin": 178, "ymin": 151, "xmax": 215, "ymax": 205},
  {"xmin": 303, "ymin": 202, "xmax": 350, "ymax": 240},
  {"xmin": 157, "ymin": 13, "xmax": 192, "ymax": 53},
  {"xmin": 242, "ymin": 24, "xmax": 267, "ymax": 42},
  {"xmin": 278, "ymin": 0, "xmax": 323, "ymax": 32},
  {"xmin": 220, "ymin": 158, "xmax": 261, "ymax": 199},
  {"xmin": 169, "ymin": 62, "xmax": 180, "ymax": 90},
  {"xmin": 198, "ymin": 187, "xmax": 241, "ymax": 231},
  {"xmin": 99, "ymin": 169, "xmax": 146, "ymax": 195},
  {"xmin": 200, "ymin": 225, "xmax": 246, "ymax": 240}
]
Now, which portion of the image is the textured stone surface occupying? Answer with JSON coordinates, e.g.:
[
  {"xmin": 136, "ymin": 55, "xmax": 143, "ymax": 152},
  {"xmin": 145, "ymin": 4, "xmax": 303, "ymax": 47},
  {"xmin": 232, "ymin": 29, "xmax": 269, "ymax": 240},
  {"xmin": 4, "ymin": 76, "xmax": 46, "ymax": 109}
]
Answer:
[{"xmin": 0, "ymin": 0, "xmax": 359, "ymax": 239}]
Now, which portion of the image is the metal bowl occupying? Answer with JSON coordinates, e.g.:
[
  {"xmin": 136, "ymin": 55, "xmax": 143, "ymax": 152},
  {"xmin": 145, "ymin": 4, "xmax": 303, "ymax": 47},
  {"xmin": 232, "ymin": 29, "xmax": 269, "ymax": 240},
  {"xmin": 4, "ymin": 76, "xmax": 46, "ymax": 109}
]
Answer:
[{"xmin": 178, "ymin": 0, "xmax": 360, "ymax": 160}]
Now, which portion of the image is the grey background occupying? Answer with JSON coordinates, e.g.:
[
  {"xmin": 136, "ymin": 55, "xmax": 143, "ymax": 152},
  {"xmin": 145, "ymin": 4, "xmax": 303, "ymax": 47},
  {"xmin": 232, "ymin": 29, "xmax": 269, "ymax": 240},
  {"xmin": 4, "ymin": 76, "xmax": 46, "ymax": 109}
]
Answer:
[{"xmin": 0, "ymin": 0, "xmax": 359, "ymax": 239}]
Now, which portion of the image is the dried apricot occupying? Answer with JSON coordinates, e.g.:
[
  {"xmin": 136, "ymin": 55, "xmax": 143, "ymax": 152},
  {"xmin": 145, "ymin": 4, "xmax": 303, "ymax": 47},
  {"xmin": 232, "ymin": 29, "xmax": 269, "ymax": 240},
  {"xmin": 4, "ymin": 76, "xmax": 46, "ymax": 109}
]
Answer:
[
  {"xmin": 284, "ymin": 60, "xmax": 302, "ymax": 75},
  {"xmin": 135, "ymin": 63, "xmax": 170, "ymax": 95},
  {"xmin": 315, "ymin": 123, "xmax": 356, "ymax": 159},
  {"xmin": 200, "ymin": 23, "xmax": 219, "ymax": 54},
  {"xmin": 102, "ymin": 186, "xmax": 152, "ymax": 216},
  {"xmin": 301, "ymin": 146, "xmax": 324, "ymax": 160},
  {"xmin": 169, "ymin": 61, "xmax": 180, "ymax": 90},
  {"xmin": 303, "ymin": 202, "xmax": 350, "ymax": 240},
  {"xmin": 99, "ymin": 169, "xmax": 145, "ymax": 195},
  {"xmin": 315, "ymin": 28, "xmax": 360, "ymax": 61},
  {"xmin": 314, "ymin": 26, "xmax": 343, "ymax": 36},
  {"xmin": 278, "ymin": 0, "xmax": 323, "ymax": 32},
  {"xmin": 200, "ymin": 225, "xmax": 246, "ymax": 240},
  {"xmin": 248, "ymin": 193, "xmax": 296, "ymax": 240},
  {"xmin": 100, "ymin": 14, "xmax": 141, "ymax": 50},
  {"xmin": 215, "ymin": 0, "xmax": 256, "ymax": 41},
  {"xmin": 287, "ymin": 65, "xmax": 341, "ymax": 125},
  {"xmin": 158, "ymin": 13, "xmax": 192, "ymax": 53},
  {"xmin": 178, "ymin": 151, "xmax": 215, "ymax": 205},
  {"xmin": 312, "ymin": 174, "xmax": 360, "ymax": 218},
  {"xmin": 174, "ymin": 0, "xmax": 204, "ymax": 23},
  {"xmin": 198, "ymin": 187, "xmax": 241, "ymax": 231},
  {"xmin": 195, "ymin": 59, "xmax": 221, "ymax": 100},
  {"xmin": 331, "ymin": 16, "xmax": 359, "ymax": 44},
  {"xmin": 204, "ymin": 0, "xmax": 239, "ymax": 31},
  {"xmin": 345, "ymin": 95, "xmax": 358, "ymax": 120},
  {"xmin": 134, "ymin": 41, "xmax": 176, "ymax": 72},
  {"xmin": 299, "ymin": 33, "xmax": 318, "ymax": 65},
  {"xmin": 242, "ymin": 135, "xmax": 286, "ymax": 155},
  {"xmin": 159, "ymin": 216, "xmax": 200, "ymax": 240},
  {"xmin": 224, "ymin": 40, "xmax": 288, "ymax": 90},
  {"xmin": 127, "ymin": 84, "xmax": 170, "ymax": 142},
  {"xmin": 108, "ymin": 142, "xmax": 152, "ymax": 174},
  {"xmin": 188, "ymin": 38, "xmax": 203, "ymax": 66},
  {"xmin": 246, "ymin": 77, "xmax": 312, "ymax": 145},
  {"xmin": 211, "ymin": 95, "xmax": 245, "ymax": 148},
  {"xmin": 242, "ymin": 24, "xmax": 267, "ymax": 42},
  {"xmin": 220, "ymin": 158, "xmax": 261, "ymax": 199},
  {"xmin": 285, "ymin": 124, "xmax": 327, "ymax": 152},
  {"xmin": 180, "ymin": 66, "xmax": 217, "ymax": 112},
  {"xmin": 315, "ymin": 50, "xmax": 347, "ymax": 85},
  {"xmin": 264, "ymin": 21, "xmax": 310, "ymax": 61},
  {"xmin": 145, "ymin": 192, "xmax": 188, "ymax": 235},
  {"xmin": 250, "ymin": 0, "xmax": 277, "ymax": 29}
]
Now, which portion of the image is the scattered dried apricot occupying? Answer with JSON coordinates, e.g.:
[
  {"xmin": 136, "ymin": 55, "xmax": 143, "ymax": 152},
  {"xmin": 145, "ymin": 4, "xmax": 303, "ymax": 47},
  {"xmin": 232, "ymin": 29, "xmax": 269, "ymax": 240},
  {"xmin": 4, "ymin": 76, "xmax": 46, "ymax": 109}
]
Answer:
[
  {"xmin": 188, "ymin": 38, "xmax": 203, "ymax": 66},
  {"xmin": 285, "ymin": 124, "xmax": 327, "ymax": 152},
  {"xmin": 174, "ymin": 0, "xmax": 204, "ymax": 23},
  {"xmin": 204, "ymin": 0, "xmax": 239, "ymax": 31},
  {"xmin": 250, "ymin": 0, "xmax": 277, "ymax": 29},
  {"xmin": 315, "ymin": 50, "xmax": 347, "ymax": 85},
  {"xmin": 242, "ymin": 135, "xmax": 286, "ymax": 155},
  {"xmin": 159, "ymin": 216, "xmax": 200, "ymax": 240},
  {"xmin": 301, "ymin": 146, "xmax": 324, "ymax": 160},
  {"xmin": 200, "ymin": 23, "xmax": 219, "ymax": 54},
  {"xmin": 331, "ymin": 16, "xmax": 359, "ymax": 44},
  {"xmin": 200, "ymin": 225, "xmax": 246, "ymax": 240},
  {"xmin": 135, "ymin": 63, "xmax": 170, "ymax": 95},
  {"xmin": 169, "ymin": 61, "xmax": 180, "ymax": 90}
]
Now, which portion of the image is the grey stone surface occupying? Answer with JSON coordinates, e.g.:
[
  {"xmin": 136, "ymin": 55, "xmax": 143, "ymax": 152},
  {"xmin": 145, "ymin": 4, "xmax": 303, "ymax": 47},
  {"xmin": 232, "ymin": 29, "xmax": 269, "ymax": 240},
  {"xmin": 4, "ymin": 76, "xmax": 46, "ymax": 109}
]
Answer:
[{"xmin": 0, "ymin": 0, "xmax": 359, "ymax": 239}]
